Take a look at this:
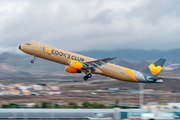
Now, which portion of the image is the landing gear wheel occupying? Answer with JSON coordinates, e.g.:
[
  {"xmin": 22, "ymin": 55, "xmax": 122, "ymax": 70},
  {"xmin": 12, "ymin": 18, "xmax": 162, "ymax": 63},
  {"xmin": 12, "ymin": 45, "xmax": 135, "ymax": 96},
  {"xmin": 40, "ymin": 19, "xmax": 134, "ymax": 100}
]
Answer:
[
  {"xmin": 87, "ymin": 73, "xmax": 92, "ymax": 78},
  {"xmin": 84, "ymin": 76, "xmax": 88, "ymax": 81},
  {"xmin": 31, "ymin": 60, "xmax": 34, "ymax": 64}
]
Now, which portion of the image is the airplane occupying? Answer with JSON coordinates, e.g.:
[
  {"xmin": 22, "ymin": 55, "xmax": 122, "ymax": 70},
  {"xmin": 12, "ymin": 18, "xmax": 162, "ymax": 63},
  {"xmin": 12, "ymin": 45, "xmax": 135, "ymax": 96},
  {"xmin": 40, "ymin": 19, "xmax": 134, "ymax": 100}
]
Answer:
[{"xmin": 19, "ymin": 42, "xmax": 166, "ymax": 83}]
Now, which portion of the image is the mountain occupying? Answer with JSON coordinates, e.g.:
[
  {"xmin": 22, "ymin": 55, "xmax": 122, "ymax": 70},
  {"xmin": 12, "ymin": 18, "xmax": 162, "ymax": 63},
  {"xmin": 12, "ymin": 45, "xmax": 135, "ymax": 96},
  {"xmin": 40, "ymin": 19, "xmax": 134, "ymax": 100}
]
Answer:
[
  {"xmin": 77, "ymin": 49, "xmax": 180, "ymax": 62},
  {"xmin": 1, "ymin": 48, "xmax": 180, "ymax": 77},
  {"xmin": 0, "ymin": 52, "xmax": 66, "ymax": 77},
  {"xmin": 115, "ymin": 60, "xmax": 150, "ymax": 71}
]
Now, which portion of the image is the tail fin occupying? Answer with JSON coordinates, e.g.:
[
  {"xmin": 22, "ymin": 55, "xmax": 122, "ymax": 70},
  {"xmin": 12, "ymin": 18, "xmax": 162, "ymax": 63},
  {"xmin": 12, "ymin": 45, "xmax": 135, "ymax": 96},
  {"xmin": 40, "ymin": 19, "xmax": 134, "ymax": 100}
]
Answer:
[{"xmin": 141, "ymin": 58, "xmax": 166, "ymax": 77}]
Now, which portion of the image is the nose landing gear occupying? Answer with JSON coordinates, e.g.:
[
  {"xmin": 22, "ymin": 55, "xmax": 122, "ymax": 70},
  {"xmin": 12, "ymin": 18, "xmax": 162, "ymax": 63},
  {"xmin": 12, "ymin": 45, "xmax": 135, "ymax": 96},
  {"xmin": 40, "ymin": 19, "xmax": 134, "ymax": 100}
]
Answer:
[
  {"xmin": 31, "ymin": 60, "xmax": 34, "ymax": 63},
  {"xmin": 31, "ymin": 56, "xmax": 36, "ymax": 64}
]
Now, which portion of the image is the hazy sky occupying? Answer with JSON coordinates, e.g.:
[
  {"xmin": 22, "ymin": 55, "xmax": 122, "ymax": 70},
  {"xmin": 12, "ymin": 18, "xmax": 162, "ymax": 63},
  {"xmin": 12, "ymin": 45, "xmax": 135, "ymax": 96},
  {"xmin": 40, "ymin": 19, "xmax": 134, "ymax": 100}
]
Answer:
[{"xmin": 0, "ymin": 0, "xmax": 180, "ymax": 53}]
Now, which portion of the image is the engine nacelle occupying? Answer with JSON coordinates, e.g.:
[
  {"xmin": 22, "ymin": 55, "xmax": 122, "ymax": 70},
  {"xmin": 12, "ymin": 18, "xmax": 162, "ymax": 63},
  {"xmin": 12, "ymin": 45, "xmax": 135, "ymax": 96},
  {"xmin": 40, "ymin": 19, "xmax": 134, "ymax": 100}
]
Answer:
[
  {"xmin": 65, "ymin": 66, "xmax": 77, "ymax": 73},
  {"xmin": 65, "ymin": 66, "xmax": 82, "ymax": 74},
  {"xmin": 69, "ymin": 60, "xmax": 83, "ymax": 70}
]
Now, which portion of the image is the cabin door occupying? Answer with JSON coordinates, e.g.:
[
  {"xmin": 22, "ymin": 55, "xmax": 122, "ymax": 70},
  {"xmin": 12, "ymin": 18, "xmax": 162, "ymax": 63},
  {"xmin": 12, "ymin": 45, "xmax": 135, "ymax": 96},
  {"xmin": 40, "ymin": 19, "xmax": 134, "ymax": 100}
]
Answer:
[{"xmin": 34, "ymin": 43, "xmax": 39, "ymax": 51}]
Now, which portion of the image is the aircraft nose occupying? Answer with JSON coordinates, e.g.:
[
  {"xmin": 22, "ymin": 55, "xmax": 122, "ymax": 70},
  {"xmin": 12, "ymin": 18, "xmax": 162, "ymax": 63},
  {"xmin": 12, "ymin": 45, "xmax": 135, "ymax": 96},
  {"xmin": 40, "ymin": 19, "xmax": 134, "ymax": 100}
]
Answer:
[{"xmin": 19, "ymin": 45, "xmax": 21, "ymax": 50}]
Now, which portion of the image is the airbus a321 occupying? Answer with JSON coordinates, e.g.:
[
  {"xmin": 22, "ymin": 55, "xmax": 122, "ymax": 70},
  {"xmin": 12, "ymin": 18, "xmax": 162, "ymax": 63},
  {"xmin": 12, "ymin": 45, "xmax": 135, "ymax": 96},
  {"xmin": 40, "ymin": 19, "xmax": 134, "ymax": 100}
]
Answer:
[{"xmin": 19, "ymin": 42, "xmax": 166, "ymax": 83}]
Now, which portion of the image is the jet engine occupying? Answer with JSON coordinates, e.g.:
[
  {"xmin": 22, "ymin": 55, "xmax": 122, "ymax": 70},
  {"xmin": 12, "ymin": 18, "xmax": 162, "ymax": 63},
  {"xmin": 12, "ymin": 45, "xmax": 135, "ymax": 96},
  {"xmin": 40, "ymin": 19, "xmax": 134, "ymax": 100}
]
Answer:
[
  {"xmin": 69, "ymin": 60, "xmax": 83, "ymax": 70},
  {"xmin": 65, "ymin": 66, "xmax": 82, "ymax": 73},
  {"xmin": 65, "ymin": 66, "xmax": 77, "ymax": 73}
]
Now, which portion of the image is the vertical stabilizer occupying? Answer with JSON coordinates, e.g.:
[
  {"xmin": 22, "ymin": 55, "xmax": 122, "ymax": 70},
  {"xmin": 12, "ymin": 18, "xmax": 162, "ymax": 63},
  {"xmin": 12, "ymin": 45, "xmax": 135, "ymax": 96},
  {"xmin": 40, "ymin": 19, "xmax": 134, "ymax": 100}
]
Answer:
[{"xmin": 141, "ymin": 58, "xmax": 166, "ymax": 77}]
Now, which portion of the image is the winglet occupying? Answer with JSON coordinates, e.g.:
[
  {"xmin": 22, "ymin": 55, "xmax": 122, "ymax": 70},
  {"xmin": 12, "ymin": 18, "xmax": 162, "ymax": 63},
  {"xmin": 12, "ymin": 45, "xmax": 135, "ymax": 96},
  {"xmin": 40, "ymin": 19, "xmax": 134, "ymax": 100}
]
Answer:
[{"xmin": 113, "ymin": 57, "xmax": 117, "ymax": 60}]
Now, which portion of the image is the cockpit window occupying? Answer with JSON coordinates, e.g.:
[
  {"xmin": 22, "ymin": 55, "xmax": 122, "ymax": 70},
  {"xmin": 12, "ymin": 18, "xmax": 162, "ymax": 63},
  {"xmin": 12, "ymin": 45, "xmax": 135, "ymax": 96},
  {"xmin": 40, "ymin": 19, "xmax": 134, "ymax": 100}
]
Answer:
[{"xmin": 25, "ymin": 43, "xmax": 31, "ymax": 46}]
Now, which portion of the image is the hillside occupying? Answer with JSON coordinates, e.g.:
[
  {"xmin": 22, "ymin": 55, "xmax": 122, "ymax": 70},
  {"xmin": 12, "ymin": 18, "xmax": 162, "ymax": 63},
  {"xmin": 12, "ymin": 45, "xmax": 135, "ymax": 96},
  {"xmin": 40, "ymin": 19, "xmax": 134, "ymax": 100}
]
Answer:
[
  {"xmin": 77, "ymin": 49, "xmax": 180, "ymax": 62},
  {"xmin": 0, "ymin": 49, "xmax": 180, "ymax": 77},
  {"xmin": 0, "ymin": 51, "xmax": 180, "ymax": 92}
]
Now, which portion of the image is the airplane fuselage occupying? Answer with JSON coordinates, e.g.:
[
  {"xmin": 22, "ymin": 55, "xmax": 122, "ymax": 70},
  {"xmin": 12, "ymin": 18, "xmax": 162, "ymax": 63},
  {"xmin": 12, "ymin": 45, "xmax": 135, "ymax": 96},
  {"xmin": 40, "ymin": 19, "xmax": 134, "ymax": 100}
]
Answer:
[{"xmin": 19, "ymin": 42, "xmax": 164, "ymax": 83}]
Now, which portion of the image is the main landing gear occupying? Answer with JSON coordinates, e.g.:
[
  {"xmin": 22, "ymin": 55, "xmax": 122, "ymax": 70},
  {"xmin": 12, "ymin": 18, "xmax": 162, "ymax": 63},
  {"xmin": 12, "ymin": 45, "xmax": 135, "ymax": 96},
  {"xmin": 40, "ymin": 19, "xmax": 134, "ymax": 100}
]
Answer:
[
  {"xmin": 31, "ymin": 56, "xmax": 36, "ymax": 64},
  {"xmin": 83, "ymin": 73, "xmax": 92, "ymax": 81}
]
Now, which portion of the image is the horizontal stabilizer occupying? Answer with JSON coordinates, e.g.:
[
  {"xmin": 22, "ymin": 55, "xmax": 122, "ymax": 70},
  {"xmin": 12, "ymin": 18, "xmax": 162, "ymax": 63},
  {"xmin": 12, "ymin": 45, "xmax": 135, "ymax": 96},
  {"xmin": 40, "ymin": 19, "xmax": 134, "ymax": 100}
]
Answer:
[
  {"xmin": 147, "ymin": 76, "xmax": 180, "ymax": 83},
  {"xmin": 158, "ymin": 76, "xmax": 180, "ymax": 81},
  {"xmin": 147, "ymin": 76, "xmax": 164, "ymax": 80}
]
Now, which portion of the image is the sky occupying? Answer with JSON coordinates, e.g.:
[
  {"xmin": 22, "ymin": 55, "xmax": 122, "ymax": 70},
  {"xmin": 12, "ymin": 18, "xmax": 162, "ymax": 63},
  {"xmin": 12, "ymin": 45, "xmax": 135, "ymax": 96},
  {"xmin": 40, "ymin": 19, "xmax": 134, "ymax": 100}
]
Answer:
[{"xmin": 0, "ymin": 0, "xmax": 180, "ymax": 53}]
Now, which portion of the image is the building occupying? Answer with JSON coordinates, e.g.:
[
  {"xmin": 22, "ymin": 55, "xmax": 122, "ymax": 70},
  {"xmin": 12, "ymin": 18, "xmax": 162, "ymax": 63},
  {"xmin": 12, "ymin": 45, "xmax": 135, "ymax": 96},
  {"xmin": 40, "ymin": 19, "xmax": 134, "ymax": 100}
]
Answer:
[
  {"xmin": 168, "ymin": 103, "xmax": 180, "ymax": 109},
  {"xmin": 0, "ymin": 108, "xmax": 149, "ymax": 119},
  {"xmin": 0, "ymin": 105, "xmax": 178, "ymax": 119}
]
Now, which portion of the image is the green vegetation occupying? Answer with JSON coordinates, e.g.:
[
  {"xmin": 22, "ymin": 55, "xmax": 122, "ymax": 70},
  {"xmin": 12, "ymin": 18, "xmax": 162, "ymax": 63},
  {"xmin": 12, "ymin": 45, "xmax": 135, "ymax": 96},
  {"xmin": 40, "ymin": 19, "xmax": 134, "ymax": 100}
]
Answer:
[
  {"xmin": 1, "ymin": 101, "xmax": 139, "ymax": 109},
  {"xmin": 82, "ymin": 101, "xmax": 106, "ymax": 108},
  {"xmin": 115, "ymin": 100, "xmax": 119, "ymax": 105},
  {"xmin": 1, "ymin": 103, "xmax": 20, "ymax": 108},
  {"xmin": 68, "ymin": 102, "xmax": 79, "ymax": 108}
]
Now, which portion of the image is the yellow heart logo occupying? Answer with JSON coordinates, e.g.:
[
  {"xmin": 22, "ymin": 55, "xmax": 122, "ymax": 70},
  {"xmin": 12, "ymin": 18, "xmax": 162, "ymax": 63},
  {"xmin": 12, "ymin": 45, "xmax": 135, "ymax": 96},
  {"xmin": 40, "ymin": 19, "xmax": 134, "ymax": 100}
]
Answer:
[
  {"xmin": 148, "ymin": 64, "xmax": 162, "ymax": 75},
  {"xmin": 45, "ymin": 48, "xmax": 51, "ymax": 53}
]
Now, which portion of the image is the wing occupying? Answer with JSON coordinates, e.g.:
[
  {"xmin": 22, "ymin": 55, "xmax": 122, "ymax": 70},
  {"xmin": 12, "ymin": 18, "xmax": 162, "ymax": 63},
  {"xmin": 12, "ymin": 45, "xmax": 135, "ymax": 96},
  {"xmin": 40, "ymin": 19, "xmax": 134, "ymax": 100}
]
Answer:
[{"xmin": 82, "ymin": 57, "xmax": 116, "ymax": 71}]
